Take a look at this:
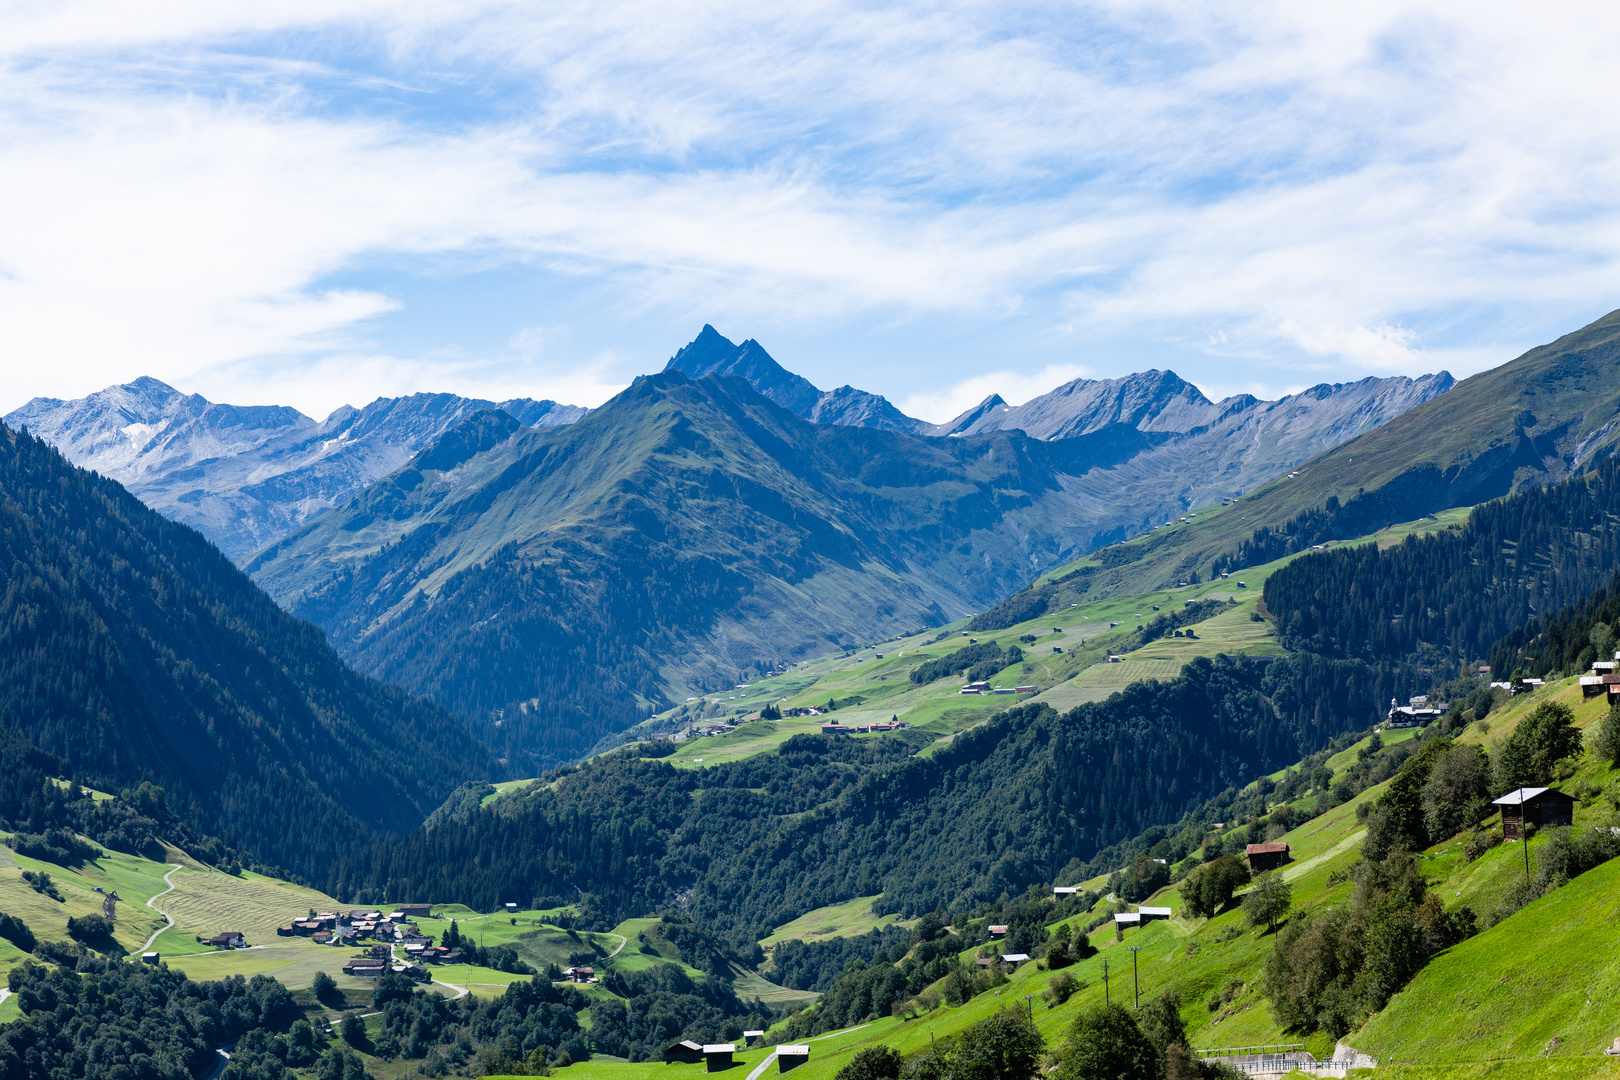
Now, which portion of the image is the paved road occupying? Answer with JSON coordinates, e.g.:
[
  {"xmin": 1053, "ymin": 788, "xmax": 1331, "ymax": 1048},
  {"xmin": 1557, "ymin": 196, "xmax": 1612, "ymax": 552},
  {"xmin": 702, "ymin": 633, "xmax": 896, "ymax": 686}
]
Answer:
[
  {"xmin": 740, "ymin": 1023, "xmax": 874, "ymax": 1080},
  {"xmin": 200, "ymin": 1045, "xmax": 233, "ymax": 1080},
  {"xmin": 743, "ymin": 1050, "xmax": 780, "ymax": 1080},
  {"xmin": 136, "ymin": 865, "xmax": 184, "ymax": 955}
]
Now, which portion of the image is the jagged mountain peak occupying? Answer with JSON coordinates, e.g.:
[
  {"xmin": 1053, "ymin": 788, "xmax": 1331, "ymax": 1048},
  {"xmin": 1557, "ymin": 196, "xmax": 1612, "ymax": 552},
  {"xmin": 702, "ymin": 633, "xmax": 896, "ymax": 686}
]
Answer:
[{"xmin": 663, "ymin": 325, "xmax": 928, "ymax": 434}]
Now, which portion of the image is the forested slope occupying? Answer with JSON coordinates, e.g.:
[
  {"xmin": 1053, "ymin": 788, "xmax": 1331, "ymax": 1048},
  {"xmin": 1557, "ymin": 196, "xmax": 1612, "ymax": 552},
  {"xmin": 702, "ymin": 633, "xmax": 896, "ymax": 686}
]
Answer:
[
  {"xmin": 0, "ymin": 423, "xmax": 492, "ymax": 880},
  {"xmin": 328, "ymin": 655, "xmax": 1367, "ymax": 938},
  {"xmin": 1264, "ymin": 453, "xmax": 1620, "ymax": 675}
]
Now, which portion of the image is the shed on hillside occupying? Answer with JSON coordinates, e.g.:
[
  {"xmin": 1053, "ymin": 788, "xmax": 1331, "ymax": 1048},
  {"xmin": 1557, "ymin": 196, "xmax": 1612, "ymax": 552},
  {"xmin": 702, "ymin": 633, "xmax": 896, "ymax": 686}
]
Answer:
[
  {"xmin": 778, "ymin": 1046, "xmax": 810, "ymax": 1073},
  {"xmin": 1245, "ymin": 842, "xmax": 1291, "ymax": 872},
  {"xmin": 1493, "ymin": 787, "xmax": 1576, "ymax": 840},
  {"xmin": 665, "ymin": 1041, "xmax": 704, "ymax": 1064},
  {"xmin": 987, "ymin": 924, "xmax": 1008, "ymax": 939},
  {"xmin": 398, "ymin": 905, "xmax": 431, "ymax": 917},
  {"xmin": 1137, "ymin": 906, "xmax": 1172, "ymax": 922},
  {"xmin": 703, "ymin": 1044, "xmax": 736, "ymax": 1072}
]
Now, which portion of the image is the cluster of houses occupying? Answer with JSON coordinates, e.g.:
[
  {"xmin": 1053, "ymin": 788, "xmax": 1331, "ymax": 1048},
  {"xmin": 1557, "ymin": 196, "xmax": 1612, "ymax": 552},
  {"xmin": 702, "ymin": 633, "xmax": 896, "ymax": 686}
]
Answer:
[
  {"xmin": 276, "ymin": 905, "xmax": 467, "ymax": 968},
  {"xmin": 1386, "ymin": 695, "xmax": 1450, "ymax": 727},
  {"xmin": 957, "ymin": 681, "xmax": 1038, "ymax": 696},
  {"xmin": 819, "ymin": 719, "xmax": 909, "ymax": 734},
  {"xmin": 664, "ymin": 1035, "xmax": 806, "ymax": 1073},
  {"xmin": 1579, "ymin": 652, "xmax": 1620, "ymax": 699}
]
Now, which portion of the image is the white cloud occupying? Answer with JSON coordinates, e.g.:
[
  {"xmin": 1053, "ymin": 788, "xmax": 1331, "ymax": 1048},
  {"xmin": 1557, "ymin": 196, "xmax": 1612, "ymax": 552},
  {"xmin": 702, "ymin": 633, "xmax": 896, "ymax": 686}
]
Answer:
[{"xmin": 2, "ymin": 2, "xmax": 1620, "ymax": 414}]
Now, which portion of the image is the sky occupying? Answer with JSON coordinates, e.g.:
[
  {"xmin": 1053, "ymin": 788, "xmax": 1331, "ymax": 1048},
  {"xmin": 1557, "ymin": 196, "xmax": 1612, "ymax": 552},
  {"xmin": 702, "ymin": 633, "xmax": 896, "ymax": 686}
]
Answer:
[{"xmin": 4, "ymin": 2, "xmax": 1620, "ymax": 423}]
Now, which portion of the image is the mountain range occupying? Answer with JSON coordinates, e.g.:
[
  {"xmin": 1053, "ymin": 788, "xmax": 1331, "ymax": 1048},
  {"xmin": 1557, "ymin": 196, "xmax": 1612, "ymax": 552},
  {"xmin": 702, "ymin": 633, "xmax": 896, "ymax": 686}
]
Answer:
[
  {"xmin": 7, "ymin": 329, "xmax": 1457, "ymax": 763},
  {"xmin": 4, "ymin": 377, "xmax": 585, "ymax": 560},
  {"xmin": 242, "ymin": 372, "xmax": 1158, "ymax": 767}
]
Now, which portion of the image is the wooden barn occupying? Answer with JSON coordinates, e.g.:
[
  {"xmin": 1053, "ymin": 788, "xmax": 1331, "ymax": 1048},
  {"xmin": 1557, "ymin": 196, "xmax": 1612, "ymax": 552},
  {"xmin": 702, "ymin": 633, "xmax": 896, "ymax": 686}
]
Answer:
[
  {"xmin": 664, "ymin": 1041, "xmax": 704, "ymax": 1064},
  {"xmin": 1493, "ymin": 787, "xmax": 1576, "ymax": 840},
  {"xmin": 703, "ymin": 1044, "xmax": 736, "ymax": 1072},
  {"xmin": 1246, "ymin": 842, "xmax": 1291, "ymax": 872},
  {"xmin": 778, "ymin": 1046, "xmax": 810, "ymax": 1073}
]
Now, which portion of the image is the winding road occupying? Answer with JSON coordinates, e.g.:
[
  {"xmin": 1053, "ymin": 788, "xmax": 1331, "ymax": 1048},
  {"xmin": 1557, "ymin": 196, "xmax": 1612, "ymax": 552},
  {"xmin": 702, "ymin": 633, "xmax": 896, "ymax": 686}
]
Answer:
[{"xmin": 136, "ymin": 865, "xmax": 184, "ymax": 956}]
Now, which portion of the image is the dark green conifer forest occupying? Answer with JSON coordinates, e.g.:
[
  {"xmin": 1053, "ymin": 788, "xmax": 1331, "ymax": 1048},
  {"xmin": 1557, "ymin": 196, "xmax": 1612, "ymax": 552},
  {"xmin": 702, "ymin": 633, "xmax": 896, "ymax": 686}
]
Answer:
[{"xmin": 0, "ymin": 423, "xmax": 492, "ymax": 882}]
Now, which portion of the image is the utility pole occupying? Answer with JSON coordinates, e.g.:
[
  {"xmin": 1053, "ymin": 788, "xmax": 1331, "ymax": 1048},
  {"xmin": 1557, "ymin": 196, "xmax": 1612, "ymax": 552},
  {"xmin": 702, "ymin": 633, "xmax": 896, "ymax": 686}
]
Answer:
[
  {"xmin": 1128, "ymin": 946, "xmax": 1143, "ymax": 1009},
  {"xmin": 1523, "ymin": 823, "xmax": 1532, "ymax": 885},
  {"xmin": 1102, "ymin": 959, "xmax": 1110, "ymax": 1006}
]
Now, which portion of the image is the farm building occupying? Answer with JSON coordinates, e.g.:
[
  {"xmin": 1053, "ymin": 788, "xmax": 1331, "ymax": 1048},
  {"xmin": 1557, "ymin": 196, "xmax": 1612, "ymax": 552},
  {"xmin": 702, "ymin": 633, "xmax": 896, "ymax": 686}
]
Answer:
[
  {"xmin": 743, "ymin": 1031, "xmax": 765, "ymax": 1046},
  {"xmin": 1053, "ymin": 886, "xmax": 1080, "ymax": 896},
  {"xmin": 778, "ymin": 1046, "xmax": 810, "ymax": 1073},
  {"xmin": 563, "ymin": 966, "xmax": 595, "ymax": 982},
  {"xmin": 1246, "ymin": 842, "xmax": 1291, "ymax": 871},
  {"xmin": 206, "ymin": 932, "xmax": 246, "ymax": 948},
  {"xmin": 343, "ymin": 959, "xmax": 387, "ymax": 978},
  {"xmin": 1493, "ymin": 787, "xmax": 1576, "ymax": 840},
  {"xmin": 998, "ymin": 953, "xmax": 1030, "ymax": 965},
  {"xmin": 703, "ymin": 1044, "xmax": 736, "ymax": 1072},
  {"xmin": 141, "ymin": 952, "xmax": 159, "ymax": 965},
  {"xmin": 1137, "ymin": 906, "xmax": 1172, "ymax": 922},
  {"xmin": 1113, "ymin": 913, "xmax": 1141, "ymax": 926},
  {"xmin": 987, "ymin": 924, "xmax": 1008, "ymax": 939},
  {"xmin": 665, "ymin": 1041, "xmax": 704, "ymax": 1064},
  {"xmin": 398, "ymin": 904, "xmax": 431, "ymax": 917}
]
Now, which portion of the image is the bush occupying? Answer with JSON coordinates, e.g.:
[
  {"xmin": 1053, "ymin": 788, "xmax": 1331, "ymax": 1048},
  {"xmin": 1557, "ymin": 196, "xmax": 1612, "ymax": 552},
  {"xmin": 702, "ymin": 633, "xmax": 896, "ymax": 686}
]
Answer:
[
  {"xmin": 65, "ymin": 913, "xmax": 117, "ymax": 949},
  {"xmin": 20, "ymin": 870, "xmax": 62, "ymax": 900},
  {"xmin": 312, "ymin": 969, "xmax": 343, "ymax": 1007},
  {"xmin": 1421, "ymin": 744, "xmax": 1492, "ymax": 841},
  {"xmin": 1495, "ymin": 701, "xmax": 1582, "ymax": 791},
  {"xmin": 1136, "ymin": 988, "xmax": 1187, "ymax": 1058},
  {"xmin": 1055, "ymin": 1004, "xmax": 1159, "ymax": 1080},
  {"xmin": 1182, "ymin": 855, "xmax": 1250, "ymax": 919},
  {"xmin": 6, "ymin": 828, "xmax": 102, "ymax": 867},
  {"xmin": 1242, "ymin": 872, "xmax": 1292, "ymax": 933},
  {"xmin": 835, "ymin": 1046, "xmax": 904, "ymax": 1080},
  {"xmin": 1044, "ymin": 971, "xmax": 1082, "ymax": 1008},
  {"xmin": 340, "ymin": 1013, "xmax": 368, "ymax": 1048},
  {"xmin": 953, "ymin": 1009, "xmax": 1045, "ymax": 1080},
  {"xmin": 1595, "ymin": 701, "xmax": 1620, "ymax": 767},
  {"xmin": 0, "ymin": 911, "xmax": 36, "ymax": 953}
]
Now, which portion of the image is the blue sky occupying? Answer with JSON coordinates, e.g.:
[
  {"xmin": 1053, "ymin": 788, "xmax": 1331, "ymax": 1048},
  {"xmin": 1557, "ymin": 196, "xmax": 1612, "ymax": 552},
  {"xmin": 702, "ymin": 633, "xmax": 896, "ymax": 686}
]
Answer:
[{"xmin": 4, "ymin": 2, "xmax": 1620, "ymax": 422}]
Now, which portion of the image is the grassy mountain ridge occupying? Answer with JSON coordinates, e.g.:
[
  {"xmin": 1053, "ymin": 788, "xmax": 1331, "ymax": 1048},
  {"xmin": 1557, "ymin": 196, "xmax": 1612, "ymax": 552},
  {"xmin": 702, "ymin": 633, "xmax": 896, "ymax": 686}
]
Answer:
[
  {"xmin": 0, "ymin": 422, "xmax": 493, "ymax": 883},
  {"xmin": 999, "ymin": 306, "xmax": 1620, "ymax": 609}
]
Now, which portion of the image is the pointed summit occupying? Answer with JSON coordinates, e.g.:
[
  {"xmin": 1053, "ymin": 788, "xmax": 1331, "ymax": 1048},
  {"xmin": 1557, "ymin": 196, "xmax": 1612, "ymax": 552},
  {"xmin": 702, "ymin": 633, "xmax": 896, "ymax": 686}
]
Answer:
[
  {"xmin": 665, "ymin": 324, "xmax": 742, "ymax": 375},
  {"xmin": 665, "ymin": 326, "xmax": 822, "ymax": 415}
]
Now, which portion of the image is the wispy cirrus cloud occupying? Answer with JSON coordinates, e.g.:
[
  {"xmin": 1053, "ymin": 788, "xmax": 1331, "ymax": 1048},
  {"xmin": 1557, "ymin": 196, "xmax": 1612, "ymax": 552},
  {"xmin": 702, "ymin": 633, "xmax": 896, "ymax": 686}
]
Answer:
[{"xmin": 2, "ymin": 2, "xmax": 1620, "ymax": 416}]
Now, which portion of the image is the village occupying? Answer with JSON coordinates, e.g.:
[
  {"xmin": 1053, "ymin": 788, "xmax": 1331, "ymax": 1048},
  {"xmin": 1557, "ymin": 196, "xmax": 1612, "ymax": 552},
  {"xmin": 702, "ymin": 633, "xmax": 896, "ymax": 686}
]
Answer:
[{"xmin": 140, "ymin": 902, "xmax": 607, "ymax": 987}]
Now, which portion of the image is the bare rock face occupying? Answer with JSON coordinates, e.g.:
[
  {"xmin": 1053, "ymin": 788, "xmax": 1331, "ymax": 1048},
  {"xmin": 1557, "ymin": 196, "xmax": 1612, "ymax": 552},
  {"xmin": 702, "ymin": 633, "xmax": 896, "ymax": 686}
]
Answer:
[
  {"xmin": 931, "ymin": 368, "xmax": 1455, "ymax": 512},
  {"xmin": 6, "ymin": 379, "xmax": 585, "ymax": 559},
  {"xmin": 665, "ymin": 325, "xmax": 929, "ymax": 434}
]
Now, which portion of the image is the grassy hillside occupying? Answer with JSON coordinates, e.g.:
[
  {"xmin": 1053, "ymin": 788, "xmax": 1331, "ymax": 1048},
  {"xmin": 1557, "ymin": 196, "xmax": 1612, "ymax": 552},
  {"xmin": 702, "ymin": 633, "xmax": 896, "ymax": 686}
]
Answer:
[
  {"xmin": 605, "ymin": 509, "xmax": 1467, "ymax": 769},
  {"xmin": 504, "ymin": 671, "xmax": 1620, "ymax": 1080}
]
